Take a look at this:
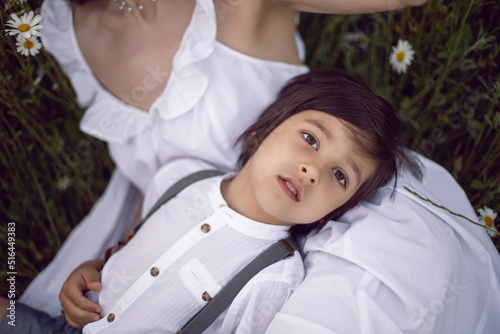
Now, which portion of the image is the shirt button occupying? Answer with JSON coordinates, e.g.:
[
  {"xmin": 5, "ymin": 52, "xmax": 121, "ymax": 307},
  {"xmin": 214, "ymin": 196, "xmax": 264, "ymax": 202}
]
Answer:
[
  {"xmin": 150, "ymin": 267, "xmax": 160, "ymax": 277},
  {"xmin": 107, "ymin": 313, "xmax": 115, "ymax": 322},
  {"xmin": 200, "ymin": 224, "xmax": 211, "ymax": 233},
  {"xmin": 201, "ymin": 291, "xmax": 212, "ymax": 302}
]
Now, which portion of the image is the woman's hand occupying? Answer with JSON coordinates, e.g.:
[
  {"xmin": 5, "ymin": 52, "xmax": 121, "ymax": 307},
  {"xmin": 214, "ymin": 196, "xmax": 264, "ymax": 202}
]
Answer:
[{"xmin": 59, "ymin": 259, "xmax": 103, "ymax": 329}]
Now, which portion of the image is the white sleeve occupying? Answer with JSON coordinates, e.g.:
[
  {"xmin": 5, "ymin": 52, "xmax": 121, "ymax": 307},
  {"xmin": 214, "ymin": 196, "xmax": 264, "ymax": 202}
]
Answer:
[
  {"xmin": 265, "ymin": 255, "xmax": 405, "ymax": 334},
  {"xmin": 207, "ymin": 252, "xmax": 304, "ymax": 334}
]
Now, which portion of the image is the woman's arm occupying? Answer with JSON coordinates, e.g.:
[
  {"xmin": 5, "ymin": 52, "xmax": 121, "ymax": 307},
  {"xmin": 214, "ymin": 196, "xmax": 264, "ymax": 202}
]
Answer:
[{"xmin": 274, "ymin": 0, "xmax": 428, "ymax": 14}]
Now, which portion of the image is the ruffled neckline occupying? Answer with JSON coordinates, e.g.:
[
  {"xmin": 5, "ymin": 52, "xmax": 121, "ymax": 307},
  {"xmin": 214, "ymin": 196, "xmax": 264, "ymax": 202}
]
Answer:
[
  {"xmin": 79, "ymin": 0, "xmax": 217, "ymax": 144},
  {"xmin": 41, "ymin": 0, "xmax": 307, "ymax": 145}
]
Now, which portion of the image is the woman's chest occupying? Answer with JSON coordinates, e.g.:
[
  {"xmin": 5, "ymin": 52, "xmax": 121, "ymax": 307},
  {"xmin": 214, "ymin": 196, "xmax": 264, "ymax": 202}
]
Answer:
[{"xmin": 74, "ymin": 1, "xmax": 196, "ymax": 111}]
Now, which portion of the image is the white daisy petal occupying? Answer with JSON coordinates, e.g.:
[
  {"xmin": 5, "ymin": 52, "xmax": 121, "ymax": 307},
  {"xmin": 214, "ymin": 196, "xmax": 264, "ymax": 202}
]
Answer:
[
  {"xmin": 477, "ymin": 205, "xmax": 498, "ymax": 238},
  {"xmin": 10, "ymin": 13, "xmax": 21, "ymax": 25},
  {"xmin": 25, "ymin": 11, "xmax": 34, "ymax": 23},
  {"xmin": 31, "ymin": 14, "xmax": 42, "ymax": 26},
  {"xmin": 6, "ymin": 17, "xmax": 20, "ymax": 28}
]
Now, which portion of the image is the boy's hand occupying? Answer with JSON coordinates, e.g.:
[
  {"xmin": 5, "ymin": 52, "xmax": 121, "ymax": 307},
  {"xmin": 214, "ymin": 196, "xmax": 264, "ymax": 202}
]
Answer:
[{"xmin": 59, "ymin": 259, "xmax": 103, "ymax": 329}]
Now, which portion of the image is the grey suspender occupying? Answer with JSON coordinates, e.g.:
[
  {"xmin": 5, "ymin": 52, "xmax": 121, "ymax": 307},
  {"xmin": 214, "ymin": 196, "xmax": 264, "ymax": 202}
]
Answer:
[
  {"xmin": 133, "ymin": 170, "xmax": 226, "ymax": 234},
  {"xmin": 177, "ymin": 237, "xmax": 296, "ymax": 334},
  {"xmin": 127, "ymin": 169, "xmax": 297, "ymax": 333}
]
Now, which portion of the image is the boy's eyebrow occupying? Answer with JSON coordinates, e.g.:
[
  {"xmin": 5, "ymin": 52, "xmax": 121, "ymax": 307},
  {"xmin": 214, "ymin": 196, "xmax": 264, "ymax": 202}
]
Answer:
[
  {"xmin": 306, "ymin": 118, "xmax": 362, "ymax": 187},
  {"xmin": 350, "ymin": 160, "xmax": 362, "ymax": 187},
  {"xmin": 305, "ymin": 119, "xmax": 333, "ymax": 140}
]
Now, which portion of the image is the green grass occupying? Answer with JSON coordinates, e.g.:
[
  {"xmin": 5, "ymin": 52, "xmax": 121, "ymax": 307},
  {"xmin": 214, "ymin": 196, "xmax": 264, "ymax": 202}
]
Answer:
[{"xmin": 1, "ymin": 0, "xmax": 499, "ymax": 298}]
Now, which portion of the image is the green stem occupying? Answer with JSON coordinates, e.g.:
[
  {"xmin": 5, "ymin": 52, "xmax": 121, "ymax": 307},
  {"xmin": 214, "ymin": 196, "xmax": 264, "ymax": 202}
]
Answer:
[
  {"xmin": 404, "ymin": 186, "xmax": 499, "ymax": 236},
  {"xmin": 0, "ymin": 112, "xmax": 62, "ymax": 247}
]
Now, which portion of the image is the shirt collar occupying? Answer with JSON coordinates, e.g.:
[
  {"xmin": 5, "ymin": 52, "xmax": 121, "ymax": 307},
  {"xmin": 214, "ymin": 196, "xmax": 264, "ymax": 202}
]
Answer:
[{"xmin": 209, "ymin": 173, "xmax": 290, "ymax": 241}]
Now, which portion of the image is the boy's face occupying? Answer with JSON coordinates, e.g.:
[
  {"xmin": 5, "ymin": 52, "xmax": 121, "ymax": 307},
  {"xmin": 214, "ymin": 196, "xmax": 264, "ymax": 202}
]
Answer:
[{"xmin": 233, "ymin": 109, "xmax": 377, "ymax": 226}]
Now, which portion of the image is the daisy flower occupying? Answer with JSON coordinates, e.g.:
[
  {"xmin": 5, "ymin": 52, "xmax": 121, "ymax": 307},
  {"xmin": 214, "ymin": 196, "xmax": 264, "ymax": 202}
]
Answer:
[
  {"xmin": 45, "ymin": 135, "xmax": 64, "ymax": 153},
  {"xmin": 477, "ymin": 206, "xmax": 498, "ymax": 237},
  {"xmin": 57, "ymin": 175, "xmax": 71, "ymax": 192},
  {"xmin": 16, "ymin": 36, "xmax": 42, "ymax": 56},
  {"xmin": 389, "ymin": 39, "xmax": 415, "ymax": 74},
  {"xmin": 5, "ymin": 11, "xmax": 43, "ymax": 39}
]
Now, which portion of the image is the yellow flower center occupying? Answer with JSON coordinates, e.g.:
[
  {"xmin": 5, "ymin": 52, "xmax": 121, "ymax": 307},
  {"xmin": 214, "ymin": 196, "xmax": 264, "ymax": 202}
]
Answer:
[
  {"xmin": 24, "ymin": 40, "xmax": 34, "ymax": 49},
  {"xmin": 396, "ymin": 51, "xmax": 405, "ymax": 62},
  {"xmin": 18, "ymin": 23, "xmax": 31, "ymax": 32},
  {"xmin": 485, "ymin": 216, "xmax": 493, "ymax": 227}
]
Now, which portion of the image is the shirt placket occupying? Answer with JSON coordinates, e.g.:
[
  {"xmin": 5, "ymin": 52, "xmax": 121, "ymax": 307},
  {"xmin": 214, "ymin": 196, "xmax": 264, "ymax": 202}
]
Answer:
[{"xmin": 84, "ymin": 216, "xmax": 223, "ymax": 333}]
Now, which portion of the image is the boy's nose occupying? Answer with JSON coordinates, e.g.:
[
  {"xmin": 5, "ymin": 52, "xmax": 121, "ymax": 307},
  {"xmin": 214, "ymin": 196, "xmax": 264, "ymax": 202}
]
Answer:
[{"xmin": 300, "ymin": 163, "xmax": 320, "ymax": 185}]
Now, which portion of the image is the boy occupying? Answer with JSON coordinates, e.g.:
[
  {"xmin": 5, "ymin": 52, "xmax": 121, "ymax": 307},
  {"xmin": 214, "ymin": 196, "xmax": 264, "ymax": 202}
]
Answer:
[{"xmin": 0, "ymin": 70, "xmax": 416, "ymax": 333}]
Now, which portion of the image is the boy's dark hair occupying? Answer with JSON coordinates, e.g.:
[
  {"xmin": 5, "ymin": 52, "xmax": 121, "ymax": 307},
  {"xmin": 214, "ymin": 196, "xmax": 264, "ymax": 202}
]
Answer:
[{"xmin": 237, "ymin": 69, "xmax": 420, "ymax": 236}]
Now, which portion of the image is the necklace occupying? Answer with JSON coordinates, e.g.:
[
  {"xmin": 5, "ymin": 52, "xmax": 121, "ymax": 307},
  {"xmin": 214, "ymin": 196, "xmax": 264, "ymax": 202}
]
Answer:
[{"xmin": 112, "ymin": 0, "xmax": 157, "ymax": 11}]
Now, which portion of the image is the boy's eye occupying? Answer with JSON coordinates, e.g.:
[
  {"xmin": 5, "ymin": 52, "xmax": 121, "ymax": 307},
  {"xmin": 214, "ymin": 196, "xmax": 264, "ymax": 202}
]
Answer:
[
  {"xmin": 332, "ymin": 168, "xmax": 346, "ymax": 186},
  {"xmin": 302, "ymin": 132, "xmax": 318, "ymax": 150}
]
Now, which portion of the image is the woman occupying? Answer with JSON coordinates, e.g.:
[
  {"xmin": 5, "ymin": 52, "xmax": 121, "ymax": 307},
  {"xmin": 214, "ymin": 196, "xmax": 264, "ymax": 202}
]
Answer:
[{"xmin": 19, "ymin": 0, "xmax": 427, "ymax": 317}]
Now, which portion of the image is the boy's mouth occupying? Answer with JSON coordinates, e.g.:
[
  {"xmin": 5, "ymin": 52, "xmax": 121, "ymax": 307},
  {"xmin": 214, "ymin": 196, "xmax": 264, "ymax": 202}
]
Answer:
[
  {"xmin": 285, "ymin": 180, "xmax": 298, "ymax": 196},
  {"xmin": 278, "ymin": 177, "xmax": 300, "ymax": 201}
]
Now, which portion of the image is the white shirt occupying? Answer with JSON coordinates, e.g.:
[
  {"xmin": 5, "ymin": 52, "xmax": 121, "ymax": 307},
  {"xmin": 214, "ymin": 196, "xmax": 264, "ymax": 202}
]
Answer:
[
  {"xmin": 266, "ymin": 153, "xmax": 500, "ymax": 334},
  {"xmin": 83, "ymin": 159, "xmax": 304, "ymax": 334},
  {"xmin": 20, "ymin": 0, "xmax": 307, "ymax": 316}
]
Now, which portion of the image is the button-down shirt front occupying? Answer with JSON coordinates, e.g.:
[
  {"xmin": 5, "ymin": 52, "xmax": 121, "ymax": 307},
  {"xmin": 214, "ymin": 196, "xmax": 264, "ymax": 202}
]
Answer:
[{"xmin": 83, "ymin": 159, "xmax": 304, "ymax": 334}]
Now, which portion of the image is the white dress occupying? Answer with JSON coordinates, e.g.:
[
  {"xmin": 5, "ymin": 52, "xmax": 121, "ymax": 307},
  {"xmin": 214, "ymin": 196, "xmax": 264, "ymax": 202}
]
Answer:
[
  {"xmin": 19, "ymin": 0, "xmax": 308, "ymax": 316},
  {"xmin": 266, "ymin": 153, "xmax": 500, "ymax": 333}
]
